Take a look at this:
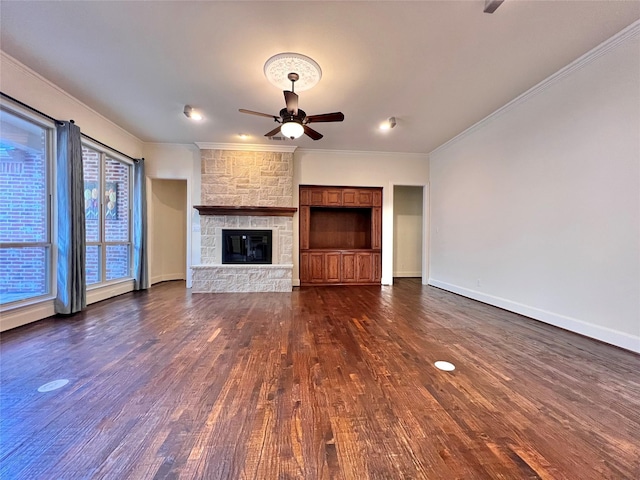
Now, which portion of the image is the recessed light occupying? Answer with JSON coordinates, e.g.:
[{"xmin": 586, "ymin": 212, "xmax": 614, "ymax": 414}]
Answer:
[
  {"xmin": 37, "ymin": 379, "xmax": 69, "ymax": 392},
  {"xmin": 184, "ymin": 105, "xmax": 203, "ymax": 121},
  {"xmin": 434, "ymin": 361, "xmax": 455, "ymax": 371},
  {"xmin": 238, "ymin": 133, "xmax": 250, "ymax": 140},
  {"xmin": 379, "ymin": 116, "xmax": 397, "ymax": 131}
]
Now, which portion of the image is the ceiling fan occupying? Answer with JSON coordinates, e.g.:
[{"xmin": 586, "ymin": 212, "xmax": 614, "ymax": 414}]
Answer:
[{"xmin": 239, "ymin": 72, "xmax": 344, "ymax": 140}]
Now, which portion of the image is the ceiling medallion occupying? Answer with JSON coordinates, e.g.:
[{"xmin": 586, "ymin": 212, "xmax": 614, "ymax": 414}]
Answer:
[{"xmin": 264, "ymin": 53, "xmax": 322, "ymax": 92}]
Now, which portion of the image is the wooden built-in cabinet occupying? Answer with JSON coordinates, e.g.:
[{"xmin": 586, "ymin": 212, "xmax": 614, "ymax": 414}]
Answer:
[{"xmin": 299, "ymin": 186, "xmax": 382, "ymax": 286}]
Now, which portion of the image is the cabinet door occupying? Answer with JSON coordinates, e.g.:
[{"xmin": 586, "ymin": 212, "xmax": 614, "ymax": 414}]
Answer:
[
  {"xmin": 300, "ymin": 252, "xmax": 310, "ymax": 283},
  {"xmin": 343, "ymin": 188, "xmax": 374, "ymax": 206},
  {"xmin": 372, "ymin": 190, "xmax": 382, "ymax": 207},
  {"xmin": 342, "ymin": 189, "xmax": 358, "ymax": 206},
  {"xmin": 373, "ymin": 252, "xmax": 382, "ymax": 282},
  {"xmin": 371, "ymin": 207, "xmax": 382, "ymax": 249},
  {"xmin": 310, "ymin": 189, "xmax": 325, "ymax": 205},
  {"xmin": 325, "ymin": 252, "xmax": 341, "ymax": 283},
  {"xmin": 325, "ymin": 189, "xmax": 342, "ymax": 206},
  {"xmin": 299, "ymin": 206, "xmax": 310, "ymax": 250},
  {"xmin": 300, "ymin": 188, "xmax": 311, "ymax": 206},
  {"xmin": 356, "ymin": 252, "xmax": 374, "ymax": 282},
  {"xmin": 309, "ymin": 252, "xmax": 325, "ymax": 283},
  {"xmin": 341, "ymin": 252, "xmax": 357, "ymax": 282},
  {"xmin": 357, "ymin": 189, "xmax": 373, "ymax": 206}
]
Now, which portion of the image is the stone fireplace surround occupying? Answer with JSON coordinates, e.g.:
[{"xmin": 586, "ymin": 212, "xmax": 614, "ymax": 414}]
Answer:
[
  {"xmin": 191, "ymin": 207, "xmax": 296, "ymax": 292},
  {"xmin": 190, "ymin": 146, "xmax": 296, "ymax": 293}
]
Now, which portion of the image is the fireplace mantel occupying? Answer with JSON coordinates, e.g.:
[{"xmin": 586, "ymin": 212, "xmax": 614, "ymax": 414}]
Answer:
[{"xmin": 194, "ymin": 205, "xmax": 297, "ymax": 217}]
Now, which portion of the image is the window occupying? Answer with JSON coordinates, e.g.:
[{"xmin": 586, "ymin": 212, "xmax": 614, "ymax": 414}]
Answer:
[
  {"xmin": 0, "ymin": 106, "xmax": 53, "ymax": 305},
  {"xmin": 82, "ymin": 143, "xmax": 132, "ymax": 286}
]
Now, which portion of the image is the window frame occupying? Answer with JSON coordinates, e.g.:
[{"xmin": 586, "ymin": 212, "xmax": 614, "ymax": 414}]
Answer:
[
  {"xmin": 0, "ymin": 101, "xmax": 56, "ymax": 309},
  {"xmin": 82, "ymin": 139, "xmax": 134, "ymax": 288}
]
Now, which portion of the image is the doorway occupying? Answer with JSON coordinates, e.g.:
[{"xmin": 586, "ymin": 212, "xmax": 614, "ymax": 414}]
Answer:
[
  {"xmin": 149, "ymin": 179, "xmax": 187, "ymax": 285},
  {"xmin": 393, "ymin": 185, "xmax": 424, "ymax": 279}
]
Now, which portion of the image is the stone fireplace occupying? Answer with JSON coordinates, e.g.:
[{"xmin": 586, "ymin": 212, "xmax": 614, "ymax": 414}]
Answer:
[{"xmin": 191, "ymin": 146, "xmax": 296, "ymax": 293}]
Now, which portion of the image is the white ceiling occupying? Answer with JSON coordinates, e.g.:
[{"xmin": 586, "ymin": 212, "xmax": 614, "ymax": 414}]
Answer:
[{"xmin": 1, "ymin": 1, "xmax": 638, "ymax": 153}]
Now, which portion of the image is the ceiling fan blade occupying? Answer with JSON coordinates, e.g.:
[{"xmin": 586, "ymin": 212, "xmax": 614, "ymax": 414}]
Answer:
[
  {"xmin": 305, "ymin": 112, "xmax": 344, "ymax": 123},
  {"xmin": 264, "ymin": 125, "xmax": 282, "ymax": 137},
  {"xmin": 284, "ymin": 91, "xmax": 298, "ymax": 115},
  {"xmin": 239, "ymin": 109, "xmax": 279, "ymax": 120},
  {"xmin": 303, "ymin": 125, "xmax": 323, "ymax": 141}
]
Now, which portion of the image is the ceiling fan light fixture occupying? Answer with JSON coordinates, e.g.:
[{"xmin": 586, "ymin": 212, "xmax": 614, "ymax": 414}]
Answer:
[
  {"xmin": 280, "ymin": 120, "xmax": 304, "ymax": 139},
  {"xmin": 184, "ymin": 105, "xmax": 202, "ymax": 121}
]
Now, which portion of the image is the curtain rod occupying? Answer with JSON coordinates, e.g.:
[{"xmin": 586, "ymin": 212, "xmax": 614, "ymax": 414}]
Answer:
[
  {"xmin": 1, "ymin": 91, "xmax": 142, "ymax": 163},
  {"xmin": 81, "ymin": 133, "xmax": 141, "ymax": 163}
]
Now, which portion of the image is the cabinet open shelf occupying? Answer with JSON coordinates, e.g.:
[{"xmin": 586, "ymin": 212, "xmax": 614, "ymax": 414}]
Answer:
[{"xmin": 309, "ymin": 207, "xmax": 372, "ymax": 249}]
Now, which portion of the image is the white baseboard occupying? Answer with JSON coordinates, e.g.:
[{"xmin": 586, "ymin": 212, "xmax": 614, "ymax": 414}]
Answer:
[
  {"xmin": 163, "ymin": 272, "xmax": 185, "ymax": 281},
  {"xmin": 87, "ymin": 280, "xmax": 135, "ymax": 305},
  {"xmin": 1, "ymin": 281, "xmax": 135, "ymax": 332},
  {"xmin": 292, "ymin": 278, "xmax": 301, "ymax": 287},
  {"xmin": 0, "ymin": 300, "xmax": 56, "ymax": 332},
  {"xmin": 428, "ymin": 279, "xmax": 640, "ymax": 354},
  {"xmin": 151, "ymin": 273, "xmax": 185, "ymax": 285},
  {"xmin": 394, "ymin": 271, "xmax": 422, "ymax": 277}
]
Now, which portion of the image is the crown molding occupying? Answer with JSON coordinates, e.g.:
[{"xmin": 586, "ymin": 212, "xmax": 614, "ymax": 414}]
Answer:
[
  {"xmin": 143, "ymin": 142, "xmax": 200, "ymax": 149},
  {"xmin": 195, "ymin": 142, "xmax": 297, "ymax": 153},
  {"xmin": 430, "ymin": 20, "xmax": 640, "ymax": 156},
  {"xmin": 296, "ymin": 148, "xmax": 428, "ymax": 159}
]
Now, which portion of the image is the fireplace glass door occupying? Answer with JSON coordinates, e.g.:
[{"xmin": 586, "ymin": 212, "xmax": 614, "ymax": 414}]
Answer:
[{"xmin": 222, "ymin": 230, "xmax": 272, "ymax": 264}]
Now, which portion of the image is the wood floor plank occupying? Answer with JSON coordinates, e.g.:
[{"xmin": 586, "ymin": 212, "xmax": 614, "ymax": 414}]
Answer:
[{"xmin": 1, "ymin": 279, "xmax": 639, "ymax": 479}]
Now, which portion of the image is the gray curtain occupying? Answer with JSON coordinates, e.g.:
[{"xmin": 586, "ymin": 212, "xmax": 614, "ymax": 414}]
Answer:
[
  {"xmin": 55, "ymin": 121, "xmax": 86, "ymax": 314},
  {"xmin": 132, "ymin": 159, "xmax": 149, "ymax": 290}
]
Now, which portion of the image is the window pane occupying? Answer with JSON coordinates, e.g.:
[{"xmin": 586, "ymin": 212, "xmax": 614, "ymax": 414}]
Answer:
[
  {"xmin": 106, "ymin": 244, "xmax": 129, "ymax": 281},
  {"xmin": 82, "ymin": 147, "xmax": 101, "ymax": 243},
  {"xmin": 86, "ymin": 245, "xmax": 101, "ymax": 285},
  {"xmin": 0, "ymin": 110, "xmax": 47, "ymax": 243},
  {"xmin": 104, "ymin": 158, "xmax": 129, "ymax": 242},
  {"xmin": 0, "ymin": 247, "xmax": 48, "ymax": 304}
]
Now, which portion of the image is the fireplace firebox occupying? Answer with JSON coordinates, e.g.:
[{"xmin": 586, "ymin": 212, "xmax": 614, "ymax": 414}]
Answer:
[{"xmin": 222, "ymin": 229, "xmax": 272, "ymax": 264}]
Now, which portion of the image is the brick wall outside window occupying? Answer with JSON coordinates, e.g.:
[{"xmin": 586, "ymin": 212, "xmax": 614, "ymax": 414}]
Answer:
[
  {"xmin": 83, "ymin": 147, "xmax": 100, "ymax": 283},
  {"xmin": 105, "ymin": 158, "xmax": 130, "ymax": 279},
  {"xmin": 82, "ymin": 147, "xmax": 131, "ymax": 284},
  {"xmin": 0, "ymin": 124, "xmax": 49, "ymax": 303}
]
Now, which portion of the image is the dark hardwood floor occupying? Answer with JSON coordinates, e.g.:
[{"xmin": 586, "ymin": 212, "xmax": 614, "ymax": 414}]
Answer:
[{"xmin": 1, "ymin": 279, "xmax": 639, "ymax": 479}]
